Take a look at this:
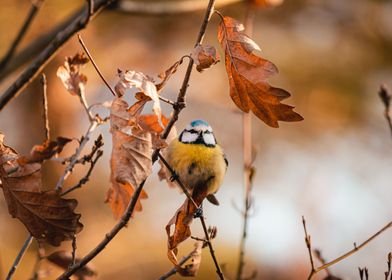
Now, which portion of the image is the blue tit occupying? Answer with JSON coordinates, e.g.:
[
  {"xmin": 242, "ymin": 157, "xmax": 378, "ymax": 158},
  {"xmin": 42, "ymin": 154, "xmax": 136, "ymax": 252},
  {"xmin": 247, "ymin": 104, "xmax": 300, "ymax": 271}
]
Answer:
[{"xmin": 164, "ymin": 119, "xmax": 228, "ymax": 206}]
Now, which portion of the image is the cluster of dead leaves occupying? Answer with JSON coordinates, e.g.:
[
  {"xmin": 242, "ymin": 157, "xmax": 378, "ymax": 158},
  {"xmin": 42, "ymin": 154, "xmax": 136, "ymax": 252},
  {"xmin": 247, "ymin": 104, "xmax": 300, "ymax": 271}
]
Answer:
[
  {"xmin": 0, "ymin": 134, "xmax": 82, "ymax": 246},
  {"xmin": 107, "ymin": 69, "xmax": 178, "ymax": 219},
  {"xmin": 218, "ymin": 16, "xmax": 303, "ymax": 127}
]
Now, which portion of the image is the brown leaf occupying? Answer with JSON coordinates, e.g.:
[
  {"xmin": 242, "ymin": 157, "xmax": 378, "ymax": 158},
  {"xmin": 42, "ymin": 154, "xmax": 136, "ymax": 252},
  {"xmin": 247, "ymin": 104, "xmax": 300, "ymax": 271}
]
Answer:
[
  {"xmin": 57, "ymin": 53, "xmax": 89, "ymax": 96},
  {"xmin": 47, "ymin": 251, "xmax": 96, "ymax": 280},
  {"xmin": 177, "ymin": 241, "xmax": 203, "ymax": 277},
  {"xmin": 17, "ymin": 137, "xmax": 71, "ymax": 165},
  {"xmin": 106, "ymin": 98, "xmax": 151, "ymax": 219},
  {"xmin": 191, "ymin": 45, "xmax": 220, "ymax": 72},
  {"xmin": 218, "ymin": 16, "xmax": 303, "ymax": 127},
  {"xmin": 166, "ymin": 184, "xmax": 207, "ymax": 268},
  {"xmin": 156, "ymin": 59, "xmax": 184, "ymax": 91},
  {"xmin": 0, "ymin": 134, "xmax": 83, "ymax": 246},
  {"xmin": 115, "ymin": 69, "xmax": 161, "ymax": 119}
]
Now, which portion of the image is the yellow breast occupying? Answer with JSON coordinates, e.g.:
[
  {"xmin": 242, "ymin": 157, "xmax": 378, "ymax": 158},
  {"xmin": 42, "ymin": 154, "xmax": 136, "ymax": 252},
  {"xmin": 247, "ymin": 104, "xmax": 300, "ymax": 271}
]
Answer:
[{"xmin": 165, "ymin": 139, "xmax": 226, "ymax": 195}]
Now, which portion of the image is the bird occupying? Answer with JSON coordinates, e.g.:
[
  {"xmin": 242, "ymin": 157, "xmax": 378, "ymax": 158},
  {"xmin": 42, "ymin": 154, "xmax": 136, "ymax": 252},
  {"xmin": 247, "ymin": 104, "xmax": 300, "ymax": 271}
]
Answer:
[{"xmin": 163, "ymin": 119, "xmax": 228, "ymax": 209}]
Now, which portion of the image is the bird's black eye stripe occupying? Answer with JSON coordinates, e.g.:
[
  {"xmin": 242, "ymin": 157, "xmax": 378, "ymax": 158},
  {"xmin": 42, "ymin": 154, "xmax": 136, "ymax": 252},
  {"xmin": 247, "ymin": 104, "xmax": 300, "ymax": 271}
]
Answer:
[
  {"xmin": 204, "ymin": 130, "xmax": 211, "ymax": 134},
  {"xmin": 186, "ymin": 129, "xmax": 199, "ymax": 134}
]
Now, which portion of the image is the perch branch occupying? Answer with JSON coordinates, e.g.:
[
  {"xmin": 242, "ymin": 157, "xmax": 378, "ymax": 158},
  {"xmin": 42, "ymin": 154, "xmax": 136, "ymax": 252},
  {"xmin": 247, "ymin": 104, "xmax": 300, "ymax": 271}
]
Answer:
[
  {"xmin": 57, "ymin": 0, "xmax": 217, "ymax": 278},
  {"xmin": 0, "ymin": 0, "xmax": 114, "ymax": 111},
  {"xmin": 0, "ymin": 0, "xmax": 44, "ymax": 71}
]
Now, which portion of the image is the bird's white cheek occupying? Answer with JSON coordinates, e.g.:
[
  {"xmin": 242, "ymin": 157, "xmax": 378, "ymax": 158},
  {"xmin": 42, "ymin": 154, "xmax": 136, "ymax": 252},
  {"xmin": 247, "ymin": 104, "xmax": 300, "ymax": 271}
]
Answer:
[
  {"xmin": 203, "ymin": 134, "xmax": 216, "ymax": 146},
  {"xmin": 181, "ymin": 131, "xmax": 198, "ymax": 143}
]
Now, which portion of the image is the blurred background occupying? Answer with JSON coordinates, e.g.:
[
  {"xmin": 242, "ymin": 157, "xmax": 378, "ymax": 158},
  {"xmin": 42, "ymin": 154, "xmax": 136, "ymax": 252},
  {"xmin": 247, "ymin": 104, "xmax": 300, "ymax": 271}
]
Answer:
[{"xmin": 0, "ymin": 0, "xmax": 392, "ymax": 279}]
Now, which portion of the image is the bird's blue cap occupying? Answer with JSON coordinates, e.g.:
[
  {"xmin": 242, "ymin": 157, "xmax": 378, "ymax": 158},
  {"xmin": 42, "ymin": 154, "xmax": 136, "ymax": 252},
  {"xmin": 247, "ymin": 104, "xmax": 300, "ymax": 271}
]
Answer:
[{"xmin": 190, "ymin": 119, "xmax": 210, "ymax": 127}]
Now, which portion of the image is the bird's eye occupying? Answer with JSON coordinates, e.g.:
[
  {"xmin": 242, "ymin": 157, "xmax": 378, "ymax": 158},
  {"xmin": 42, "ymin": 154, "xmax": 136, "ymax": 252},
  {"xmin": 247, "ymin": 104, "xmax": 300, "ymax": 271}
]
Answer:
[
  {"xmin": 204, "ymin": 130, "xmax": 211, "ymax": 134},
  {"xmin": 187, "ymin": 129, "xmax": 199, "ymax": 134}
]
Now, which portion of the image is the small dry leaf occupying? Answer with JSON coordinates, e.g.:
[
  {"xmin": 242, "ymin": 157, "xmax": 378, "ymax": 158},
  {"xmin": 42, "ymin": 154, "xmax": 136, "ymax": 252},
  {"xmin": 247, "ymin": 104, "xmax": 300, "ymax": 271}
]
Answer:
[
  {"xmin": 191, "ymin": 44, "xmax": 220, "ymax": 72},
  {"xmin": 177, "ymin": 241, "xmax": 203, "ymax": 277},
  {"xmin": 17, "ymin": 137, "xmax": 71, "ymax": 165},
  {"xmin": 106, "ymin": 98, "xmax": 151, "ymax": 219},
  {"xmin": 47, "ymin": 251, "xmax": 96, "ymax": 280},
  {"xmin": 115, "ymin": 69, "xmax": 161, "ymax": 119},
  {"xmin": 218, "ymin": 16, "xmax": 303, "ymax": 127},
  {"xmin": 57, "ymin": 53, "xmax": 89, "ymax": 96},
  {"xmin": 0, "ymin": 134, "xmax": 83, "ymax": 246},
  {"xmin": 166, "ymin": 184, "xmax": 207, "ymax": 268},
  {"xmin": 156, "ymin": 59, "xmax": 184, "ymax": 91}
]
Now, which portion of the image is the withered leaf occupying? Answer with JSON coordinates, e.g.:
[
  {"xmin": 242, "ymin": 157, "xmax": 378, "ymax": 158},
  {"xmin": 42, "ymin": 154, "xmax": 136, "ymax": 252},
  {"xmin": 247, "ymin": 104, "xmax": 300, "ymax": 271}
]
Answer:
[
  {"xmin": 191, "ymin": 44, "xmax": 220, "ymax": 72},
  {"xmin": 106, "ymin": 98, "xmax": 150, "ymax": 219},
  {"xmin": 57, "ymin": 53, "xmax": 89, "ymax": 96},
  {"xmin": 115, "ymin": 69, "xmax": 161, "ymax": 119},
  {"xmin": 0, "ymin": 134, "xmax": 83, "ymax": 246},
  {"xmin": 156, "ymin": 59, "xmax": 184, "ymax": 91},
  {"xmin": 17, "ymin": 137, "xmax": 71, "ymax": 165},
  {"xmin": 166, "ymin": 184, "xmax": 207, "ymax": 268},
  {"xmin": 47, "ymin": 251, "xmax": 96, "ymax": 280},
  {"xmin": 177, "ymin": 241, "xmax": 203, "ymax": 277},
  {"xmin": 218, "ymin": 16, "xmax": 303, "ymax": 127}
]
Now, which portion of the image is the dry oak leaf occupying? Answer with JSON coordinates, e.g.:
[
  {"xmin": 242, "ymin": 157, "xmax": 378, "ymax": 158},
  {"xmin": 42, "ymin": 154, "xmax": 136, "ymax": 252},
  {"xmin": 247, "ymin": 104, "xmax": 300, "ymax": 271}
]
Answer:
[
  {"xmin": 115, "ymin": 69, "xmax": 161, "ymax": 119},
  {"xmin": 156, "ymin": 59, "xmax": 184, "ymax": 91},
  {"xmin": 57, "ymin": 53, "xmax": 89, "ymax": 96},
  {"xmin": 47, "ymin": 251, "xmax": 96, "ymax": 280},
  {"xmin": 178, "ymin": 241, "xmax": 203, "ymax": 277},
  {"xmin": 166, "ymin": 184, "xmax": 207, "ymax": 269},
  {"xmin": 191, "ymin": 44, "xmax": 220, "ymax": 72},
  {"xmin": 0, "ymin": 134, "xmax": 83, "ymax": 246},
  {"xmin": 218, "ymin": 16, "xmax": 303, "ymax": 127},
  {"xmin": 17, "ymin": 137, "xmax": 71, "ymax": 165},
  {"xmin": 106, "ymin": 98, "xmax": 150, "ymax": 219}
]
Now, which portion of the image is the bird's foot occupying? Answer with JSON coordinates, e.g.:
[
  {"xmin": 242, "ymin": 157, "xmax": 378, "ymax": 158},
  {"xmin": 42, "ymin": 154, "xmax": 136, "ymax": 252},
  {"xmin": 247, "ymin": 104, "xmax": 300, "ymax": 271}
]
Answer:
[
  {"xmin": 170, "ymin": 172, "xmax": 179, "ymax": 182},
  {"xmin": 194, "ymin": 207, "xmax": 203, "ymax": 218}
]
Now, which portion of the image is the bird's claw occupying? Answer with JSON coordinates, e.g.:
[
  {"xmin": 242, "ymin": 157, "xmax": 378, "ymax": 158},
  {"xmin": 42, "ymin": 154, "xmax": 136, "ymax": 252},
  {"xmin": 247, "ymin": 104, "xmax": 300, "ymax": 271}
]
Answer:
[
  {"xmin": 194, "ymin": 207, "xmax": 203, "ymax": 218},
  {"xmin": 170, "ymin": 172, "xmax": 179, "ymax": 182}
]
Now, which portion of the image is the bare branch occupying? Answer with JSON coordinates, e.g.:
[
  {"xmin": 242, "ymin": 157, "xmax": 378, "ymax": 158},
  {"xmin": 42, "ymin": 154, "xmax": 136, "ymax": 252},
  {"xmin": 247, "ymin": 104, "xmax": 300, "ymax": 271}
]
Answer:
[
  {"xmin": 5, "ymin": 235, "xmax": 33, "ymax": 280},
  {"xmin": 0, "ymin": 0, "xmax": 44, "ymax": 71},
  {"xmin": 77, "ymin": 34, "xmax": 116, "ymax": 97},
  {"xmin": 41, "ymin": 73, "xmax": 50, "ymax": 141},
  {"xmin": 57, "ymin": 1, "xmax": 217, "ymax": 278},
  {"xmin": 302, "ymin": 216, "xmax": 316, "ymax": 280},
  {"xmin": 0, "ymin": 0, "xmax": 115, "ymax": 111}
]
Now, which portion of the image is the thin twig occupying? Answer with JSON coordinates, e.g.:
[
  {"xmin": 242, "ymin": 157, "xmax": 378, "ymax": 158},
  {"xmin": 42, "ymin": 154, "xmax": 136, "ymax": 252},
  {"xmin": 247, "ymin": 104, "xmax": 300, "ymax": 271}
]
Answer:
[
  {"xmin": 55, "ymin": 121, "xmax": 98, "ymax": 191},
  {"xmin": 0, "ymin": 0, "xmax": 114, "ymax": 111},
  {"xmin": 57, "ymin": 1, "xmax": 216, "ymax": 278},
  {"xmin": 77, "ymin": 34, "xmax": 116, "ymax": 96},
  {"xmin": 302, "ymin": 216, "xmax": 316, "ymax": 280},
  {"xmin": 236, "ymin": 3, "xmax": 256, "ymax": 280},
  {"xmin": 61, "ymin": 150, "xmax": 103, "ymax": 196},
  {"xmin": 379, "ymin": 85, "xmax": 392, "ymax": 139},
  {"xmin": 41, "ymin": 74, "xmax": 50, "ymax": 141},
  {"xmin": 85, "ymin": 0, "xmax": 94, "ymax": 25},
  {"xmin": 71, "ymin": 236, "xmax": 77, "ymax": 267},
  {"xmin": 5, "ymin": 235, "xmax": 33, "ymax": 280},
  {"xmin": 313, "ymin": 249, "xmax": 332, "ymax": 277},
  {"xmin": 159, "ymin": 96, "xmax": 176, "ymax": 106},
  {"xmin": 385, "ymin": 252, "xmax": 392, "ymax": 280},
  {"xmin": 0, "ymin": 0, "xmax": 44, "ymax": 71}
]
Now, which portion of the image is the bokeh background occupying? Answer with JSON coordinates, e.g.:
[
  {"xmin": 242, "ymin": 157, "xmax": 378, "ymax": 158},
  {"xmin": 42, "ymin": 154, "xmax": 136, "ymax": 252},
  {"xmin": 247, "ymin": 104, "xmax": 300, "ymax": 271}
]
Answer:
[{"xmin": 0, "ymin": 0, "xmax": 392, "ymax": 279}]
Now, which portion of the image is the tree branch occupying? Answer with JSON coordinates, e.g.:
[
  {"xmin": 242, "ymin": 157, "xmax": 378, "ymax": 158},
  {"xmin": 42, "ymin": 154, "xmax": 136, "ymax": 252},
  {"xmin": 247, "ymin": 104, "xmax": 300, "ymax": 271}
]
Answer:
[
  {"xmin": 56, "ymin": 1, "xmax": 217, "ymax": 278},
  {"xmin": 379, "ymin": 85, "xmax": 392, "ymax": 139},
  {"xmin": 5, "ymin": 235, "xmax": 33, "ymax": 280},
  {"xmin": 0, "ymin": 0, "xmax": 114, "ymax": 111},
  {"xmin": 0, "ymin": 0, "xmax": 44, "ymax": 71},
  {"xmin": 41, "ymin": 73, "xmax": 50, "ymax": 141}
]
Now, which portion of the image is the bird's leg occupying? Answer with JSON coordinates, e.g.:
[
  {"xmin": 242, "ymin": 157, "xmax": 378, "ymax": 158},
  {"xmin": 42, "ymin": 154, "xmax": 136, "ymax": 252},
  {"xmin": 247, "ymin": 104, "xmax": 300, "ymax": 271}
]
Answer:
[
  {"xmin": 170, "ymin": 171, "xmax": 179, "ymax": 182},
  {"xmin": 194, "ymin": 204, "xmax": 203, "ymax": 218}
]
